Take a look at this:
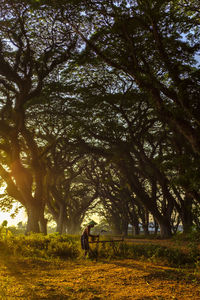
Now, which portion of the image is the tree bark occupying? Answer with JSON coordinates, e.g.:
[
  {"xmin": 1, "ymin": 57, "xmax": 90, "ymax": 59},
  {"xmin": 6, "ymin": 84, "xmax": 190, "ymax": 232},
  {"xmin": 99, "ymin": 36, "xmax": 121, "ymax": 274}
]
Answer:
[
  {"xmin": 112, "ymin": 215, "xmax": 122, "ymax": 235},
  {"xmin": 56, "ymin": 203, "xmax": 67, "ymax": 234},
  {"xmin": 67, "ymin": 221, "xmax": 81, "ymax": 234},
  {"xmin": 154, "ymin": 219, "xmax": 159, "ymax": 235},
  {"xmin": 132, "ymin": 218, "xmax": 140, "ymax": 236},
  {"xmin": 39, "ymin": 216, "xmax": 48, "ymax": 235},
  {"xmin": 121, "ymin": 219, "xmax": 128, "ymax": 236},
  {"xmin": 26, "ymin": 205, "xmax": 40, "ymax": 233},
  {"xmin": 181, "ymin": 196, "xmax": 193, "ymax": 233},
  {"xmin": 158, "ymin": 218, "xmax": 172, "ymax": 238}
]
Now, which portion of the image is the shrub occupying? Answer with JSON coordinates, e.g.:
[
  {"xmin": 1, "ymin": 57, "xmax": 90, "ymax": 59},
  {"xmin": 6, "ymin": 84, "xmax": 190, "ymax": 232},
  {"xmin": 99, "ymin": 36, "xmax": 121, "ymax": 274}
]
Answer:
[
  {"xmin": 47, "ymin": 240, "xmax": 79, "ymax": 258},
  {"xmin": 0, "ymin": 233, "xmax": 80, "ymax": 259},
  {"xmin": 90, "ymin": 242, "xmax": 196, "ymax": 266},
  {"xmin": 173, "ymin": 230, "xmax": 200, "ymax": 243},
  {"xmin": 0, "ymin": 233, "xmax": 199, "ymax": 267}
]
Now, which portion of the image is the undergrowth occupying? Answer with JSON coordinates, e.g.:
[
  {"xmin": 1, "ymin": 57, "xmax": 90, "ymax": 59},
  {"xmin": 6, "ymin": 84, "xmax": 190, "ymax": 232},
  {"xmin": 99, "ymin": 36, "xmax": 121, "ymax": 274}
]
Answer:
[
  {"xmin": 0, "ymin": 233, "xmax": 199, "ymax": 268},
  {"xmin": 92, "ymin": 241, "xmax": 199, "ymax": 267},
  {"xmin": 0, "ymin": 233, "xmax": 80, "ymax": 259}
]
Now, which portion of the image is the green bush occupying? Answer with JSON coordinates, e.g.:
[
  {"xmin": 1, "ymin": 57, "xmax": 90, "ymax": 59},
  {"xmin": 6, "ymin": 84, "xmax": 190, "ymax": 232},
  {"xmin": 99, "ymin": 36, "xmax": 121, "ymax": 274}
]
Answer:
[
  {"xmin": 173, "ymin": 230, "xmax": 200, "ymax": 243},
  {"xmin": 93, "ymin": 242, "xmax": 196, "ymax": 266},
  {"xmin": 47, "ymin": 240, "xmax": 79, "ymax": 258},
  {"xmin": 0, "ymin": 233, "xmax": 80, "ymax": 259},
  {"xmin": 0, "ymin": 233, "xmax": 199, "ymax": 267}
]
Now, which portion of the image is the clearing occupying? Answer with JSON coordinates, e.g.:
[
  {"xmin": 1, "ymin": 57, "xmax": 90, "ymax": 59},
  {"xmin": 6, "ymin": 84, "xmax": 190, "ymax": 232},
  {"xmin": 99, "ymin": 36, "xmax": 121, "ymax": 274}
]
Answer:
[{"xmin": 0, "ymin": 252, "xmax": 200, "ymax": 299}]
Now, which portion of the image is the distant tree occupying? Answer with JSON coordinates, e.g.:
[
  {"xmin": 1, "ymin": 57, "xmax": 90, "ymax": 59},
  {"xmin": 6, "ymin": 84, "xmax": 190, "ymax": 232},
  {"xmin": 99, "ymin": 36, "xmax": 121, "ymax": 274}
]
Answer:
[
  {"xmin": 46, "ymin": 150, "xmax": 99, "ymax": 234},
  {"xmin": 1, "ymin": 220, "xmax": 7, "ymax": 227},
  {"xmin": 26, "ymin": 99, "xmax": 100, "ymax": 234}
]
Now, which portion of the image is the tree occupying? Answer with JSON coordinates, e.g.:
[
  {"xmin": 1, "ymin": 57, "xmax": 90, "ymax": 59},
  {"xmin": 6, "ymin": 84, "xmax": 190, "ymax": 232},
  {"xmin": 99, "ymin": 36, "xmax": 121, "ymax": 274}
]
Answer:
[
  {"xmin": 74, "ymin": 0, "xmax": 200, "ymax": 153},
  {"xmin": 26, "ymin": 98, "xmax": 100, "ymax": 234},
  {"xmin": 46, "ymin": 147, "xmax": 99, "ymax": 234},
  {"xmin": 55, "ymin": 0, "xmax": 200, "ymax": 235},
  {"xmin": 0, "ymin": 0, "xmax": 78, "ymax": 233},
  {"xmin": 84, "ymin": 158, "xmax": 148, "ymax": 236},
  {"xmin": 1, "ymin": 0, "xmax": 198, "ymax": 237},
  {"xmin": 62, "ymin": 0, "xmax": 200, "ymax": 197},
  {"xmin": 57, "ymin": 58, "xmax": 199, "ymax": 237}
]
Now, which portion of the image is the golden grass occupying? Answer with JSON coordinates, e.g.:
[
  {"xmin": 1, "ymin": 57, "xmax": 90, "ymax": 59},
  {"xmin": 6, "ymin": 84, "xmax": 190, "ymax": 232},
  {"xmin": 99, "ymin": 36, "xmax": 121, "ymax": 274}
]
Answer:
[
  {"xmin": 0, "ymin": 253, "xmax": 200, "ymax": 299},
  {"xmin": 124, "ymin": 238, "xmax": 200, "ymax": 253}
]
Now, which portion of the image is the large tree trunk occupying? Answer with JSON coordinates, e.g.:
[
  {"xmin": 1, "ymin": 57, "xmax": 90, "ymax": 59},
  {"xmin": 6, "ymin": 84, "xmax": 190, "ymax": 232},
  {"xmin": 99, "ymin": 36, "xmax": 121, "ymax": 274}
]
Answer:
[
  {"xmin": 154, "ymin": 219, "xmax": 159, "ymax": 235},
  {"xmin": 121, "ymin": 219, "xmax": 128, "ymax": 236},
  {"xmin": 128, "ymin": 202, "xmax": 140, "ymax": 236},
  {"xmin": 119, "ymin": 164, "xmax": 172, "ymax": 238},
  {"xmin": 137, "ymin": 197, "xmax": 172, "ymax": 238},
  {"xmin": 67, "ymin": 221, "xmax": 81, "ymax": 234},
  {"xmin": 56, "ymin": 203, "xmax": 67, "ymax": 234},
  {"xmin": 181, "ymin": 196, "xmax": 193, "ymax": 233},
  {"xmin": 26, "ymin": 204, "xmax": 40, "ymax": 233},
  {"xmin": 26, "ymin": 200, "xmax": 46, "ymax": 234},
  {"xmin": 146, "ymin": 204, "xmax": 172, "ymax": 238},
  {"xmin": 39, "ymin": 215, "xmax": 48, "ymax": 235},
  {"xmin": 137, "ymin": 202, "xmax": 172, "ymax": 238},
  {"xmin": 139, "ymin": 204, "xmax": 172, "ymax": 238},
  {"xmin": 158, "ymin": 218, "xmax": 172, "ymax": 238},
  {"xmin": 141, "ymin": 209, "xmax": 149, "ymax": 235},
  {"xmin": 132, "ymin": 219, "xmax": 140, "ymax": 236},
  {"xmin": 112, "ymin": 215, "xmax": 122, "ymax": 235}
]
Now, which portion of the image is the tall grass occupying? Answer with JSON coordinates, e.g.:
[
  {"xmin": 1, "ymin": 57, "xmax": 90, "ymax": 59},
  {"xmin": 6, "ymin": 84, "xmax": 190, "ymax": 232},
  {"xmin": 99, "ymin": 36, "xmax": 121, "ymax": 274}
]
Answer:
[
  {"xmin": 0, "ymin": 233, "xmax": 80, "ymax": 259},
  {"xmin": 0, "ymin": 232, "xmax": 199, "ymax": 267},
  {"xmin": 90, "ymin": 241, "xmax": 196, "ymax": 266}
]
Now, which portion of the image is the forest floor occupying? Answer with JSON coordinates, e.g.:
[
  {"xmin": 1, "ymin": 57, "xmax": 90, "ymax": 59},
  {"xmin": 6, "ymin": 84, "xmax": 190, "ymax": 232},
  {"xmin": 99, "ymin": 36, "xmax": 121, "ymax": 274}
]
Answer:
[{"xmin": 0, "ymin": 249, "xmax": 200, "ymax": 300}]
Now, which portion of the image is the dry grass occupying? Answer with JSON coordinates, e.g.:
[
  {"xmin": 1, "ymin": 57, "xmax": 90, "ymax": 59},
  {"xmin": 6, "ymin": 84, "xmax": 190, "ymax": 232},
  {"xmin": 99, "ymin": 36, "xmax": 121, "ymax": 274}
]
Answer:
[
  {"xmin": 0, "ymin": 253, "xmax": 200, "ymax": 299},
  {"xmin": 124, "ymin": 238, "xmax": 200, "ymax": 253}
]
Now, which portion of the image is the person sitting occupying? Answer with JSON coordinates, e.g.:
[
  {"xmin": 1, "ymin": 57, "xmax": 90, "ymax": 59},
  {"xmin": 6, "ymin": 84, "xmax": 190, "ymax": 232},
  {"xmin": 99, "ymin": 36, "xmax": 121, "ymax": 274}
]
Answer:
[{"xmin": 81, "ymin": 220, "xmax": 99, "ymax": 256}]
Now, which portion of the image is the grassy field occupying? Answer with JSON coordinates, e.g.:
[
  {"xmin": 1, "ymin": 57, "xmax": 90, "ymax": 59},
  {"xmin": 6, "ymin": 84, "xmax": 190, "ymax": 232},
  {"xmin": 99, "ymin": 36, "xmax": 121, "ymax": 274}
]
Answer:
[
  {"xmin": 0, "ymin": 233, "xmax": 200, "ymax": 299},
  {"xmin": 0, "ymin": 253, "xmax": 200, "ymax": 299}
]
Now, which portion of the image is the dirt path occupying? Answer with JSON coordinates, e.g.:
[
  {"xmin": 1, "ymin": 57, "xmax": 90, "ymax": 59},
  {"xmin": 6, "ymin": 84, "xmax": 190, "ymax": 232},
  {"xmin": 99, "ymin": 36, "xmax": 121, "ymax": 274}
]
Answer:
[{"xmin": 0, "ymin": 254, "xmax": 200, "ymax": 299}]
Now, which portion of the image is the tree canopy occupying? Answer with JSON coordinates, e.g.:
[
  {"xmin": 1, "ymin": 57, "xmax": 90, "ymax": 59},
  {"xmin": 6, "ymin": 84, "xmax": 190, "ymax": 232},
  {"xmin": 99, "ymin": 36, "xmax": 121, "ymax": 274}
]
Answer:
[{"xmin": 0, "ymin": 0, "xmax": 199, "ymax": 237}]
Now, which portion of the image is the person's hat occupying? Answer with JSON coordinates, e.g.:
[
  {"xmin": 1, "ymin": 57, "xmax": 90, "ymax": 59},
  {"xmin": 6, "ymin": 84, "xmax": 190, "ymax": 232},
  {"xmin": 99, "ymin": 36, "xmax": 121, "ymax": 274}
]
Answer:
[{"xmin": 88, "ymin": 220, "xmax": 97, "ymax": 226}]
